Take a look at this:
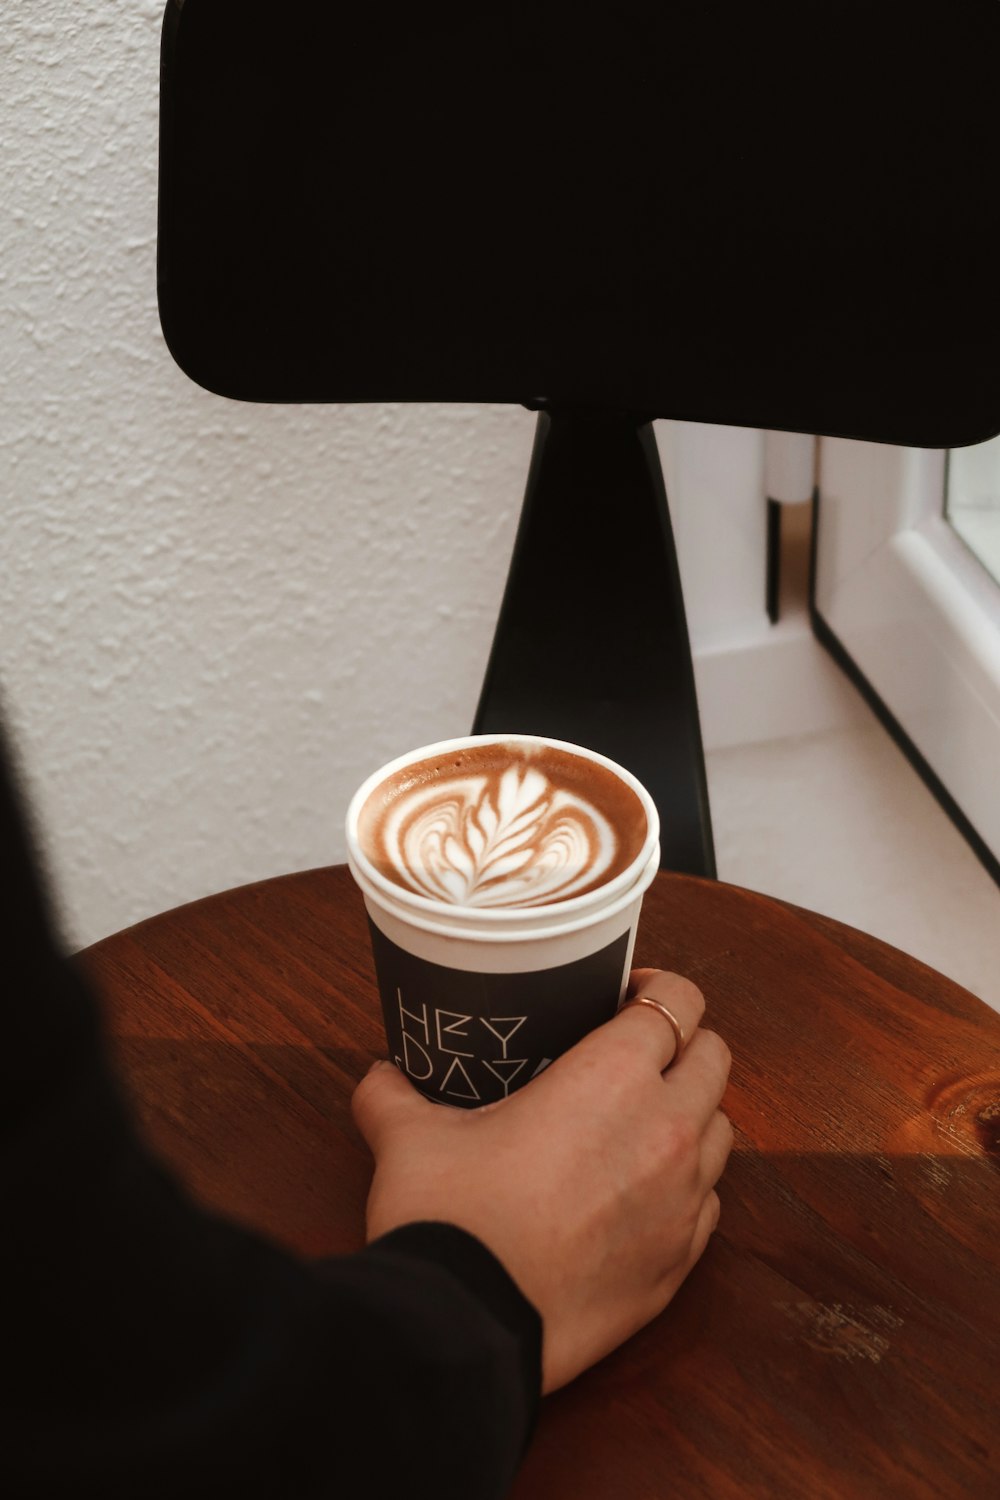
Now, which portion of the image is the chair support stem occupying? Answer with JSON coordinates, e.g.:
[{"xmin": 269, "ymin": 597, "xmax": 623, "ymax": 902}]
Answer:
[{"xmin": 473, "ymin": 406, "xmax": 715, "ymax": 878}]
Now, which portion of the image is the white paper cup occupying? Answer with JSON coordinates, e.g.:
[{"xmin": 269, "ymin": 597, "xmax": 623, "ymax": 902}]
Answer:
[{"xmin": 346, "ymin": 734, "xmax": 660, "ymax": 1108}]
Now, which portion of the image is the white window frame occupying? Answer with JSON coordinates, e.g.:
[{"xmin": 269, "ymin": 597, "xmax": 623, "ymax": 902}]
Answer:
[
  {"xmin": 814, "ymin": 438, "xmax": 1000, "ymax": 874},
  {"xmin": 658, "ymin": 424, "xmax": 867, "ymax": 753}
]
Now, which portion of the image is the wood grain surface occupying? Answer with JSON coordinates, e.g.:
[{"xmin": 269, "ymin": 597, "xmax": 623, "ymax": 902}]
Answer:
[{"xmin": 77, "ymin": 866, "xmax": 1000, "ymax": 1499}]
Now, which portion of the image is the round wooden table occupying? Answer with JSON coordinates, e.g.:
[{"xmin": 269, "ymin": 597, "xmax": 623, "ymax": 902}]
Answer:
[{"xmin": 77, "ymin": 866, "xmax": 1000, "ymax": 1499}]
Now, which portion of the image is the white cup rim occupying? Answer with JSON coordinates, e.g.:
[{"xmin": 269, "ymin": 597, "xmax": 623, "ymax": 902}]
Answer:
[
  {"xmin": 351, "ymin": 844, "xmax": 660, "ymax": 945},
  {"xmin": 345, "ymin": 732, "xmax": 660, "ymax": 924}
]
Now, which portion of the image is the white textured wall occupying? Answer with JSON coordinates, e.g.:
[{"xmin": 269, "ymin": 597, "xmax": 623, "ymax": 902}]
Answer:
[
  {"xmin": 1, "ymin": 2, "xmax": 539, "ymax": 947},
  {"xmin": 1, "ymin": 1, "xmax": 805, "ymax": 949}
]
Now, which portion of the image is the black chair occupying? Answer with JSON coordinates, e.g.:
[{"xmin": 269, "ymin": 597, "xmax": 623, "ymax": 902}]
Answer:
[{"xmin": 157, "ymin": 0, "xmax": 1000, "ymax": 877}]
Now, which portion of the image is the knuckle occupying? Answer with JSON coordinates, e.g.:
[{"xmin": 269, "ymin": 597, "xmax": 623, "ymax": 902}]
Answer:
[
  {"xmin": 572, "ymin": 1030, "xmax": 645, "ymax": 1110},
  {"xmin": 701, "ymin": 1028, "xmax": 732, "ymax": 1070},
  {"xmin": 662, "ymin": 1114, "xmax": 699, "ymax": 1164},
  {"xmin": 717, "ymin": 1114, "xmax": 735, "ymax": 1162},
  {"xmin": 664, "ymin": 973, "xmax": 705, "ymax": 1009}
]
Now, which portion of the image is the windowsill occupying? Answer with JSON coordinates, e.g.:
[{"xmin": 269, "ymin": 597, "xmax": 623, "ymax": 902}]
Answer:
[{"xmin": 706, "ymin": 720, "xmax": 1000, "ymax": 1014}]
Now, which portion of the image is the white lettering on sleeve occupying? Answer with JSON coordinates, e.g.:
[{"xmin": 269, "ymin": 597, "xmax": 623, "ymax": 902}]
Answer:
[
  {"xmin": 478, "ymin": 1016, "xmax": 527, "ymax": 1058},
  {"xmin": 434, "ymin": 1008, "xmax": 474, "ymax": 1057}
]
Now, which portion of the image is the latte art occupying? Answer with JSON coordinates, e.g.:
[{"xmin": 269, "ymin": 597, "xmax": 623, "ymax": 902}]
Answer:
[
  {"xmin": 356, "ymin": 741, "xmax": 649, "ymax": 910},
  {"xmin": 383, "ymin": 765, "xmax": 618, "ymax": 907}
]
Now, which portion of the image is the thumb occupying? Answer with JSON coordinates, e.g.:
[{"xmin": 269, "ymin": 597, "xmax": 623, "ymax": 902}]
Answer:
[{"xmin": 351, "ymin": 1059, "xmax": 429, "ymax": 1155}]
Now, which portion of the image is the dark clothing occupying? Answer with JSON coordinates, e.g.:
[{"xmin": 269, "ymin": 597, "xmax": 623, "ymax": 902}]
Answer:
[{"xmin": 1, "ymin": 723, "xmax": 542, "ymax": 1497}]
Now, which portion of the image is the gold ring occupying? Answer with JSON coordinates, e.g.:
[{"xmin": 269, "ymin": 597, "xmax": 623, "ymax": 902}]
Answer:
[{"xmin": 620, "ymin": 995, "xmax": 687, "ymax": 1066}]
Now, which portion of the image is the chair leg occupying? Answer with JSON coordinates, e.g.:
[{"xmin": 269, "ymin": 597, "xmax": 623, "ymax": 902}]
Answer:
[{"xmin": 473, "ymin": 406, "xmax": 716, "ymax": 878}]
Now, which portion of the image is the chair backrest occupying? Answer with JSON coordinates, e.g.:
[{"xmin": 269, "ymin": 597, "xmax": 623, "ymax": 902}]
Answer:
[
  {"xmin": 159, "ymin": 0, "xmax": 1000, "ymax": 447},
  {"xmin": 157, "ymin": 0, "xmax": 1000, "ymax": 876}
]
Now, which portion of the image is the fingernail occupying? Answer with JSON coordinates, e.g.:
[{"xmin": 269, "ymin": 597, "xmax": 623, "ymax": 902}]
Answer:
[{"xmin": 366, "ymin": 1058, "xmax": 388, "ymax": 1075}]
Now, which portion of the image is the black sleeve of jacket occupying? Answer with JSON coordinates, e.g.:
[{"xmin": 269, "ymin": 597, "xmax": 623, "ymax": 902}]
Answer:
[{"xmin": 0, "ymin": 720, "xmax": 542, "ymax": 1499}]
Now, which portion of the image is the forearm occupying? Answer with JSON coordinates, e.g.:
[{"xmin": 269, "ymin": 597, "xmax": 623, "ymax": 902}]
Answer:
[{"xmin": 4, "ymin": 966, "xmax": 540, "ymax": 1498}]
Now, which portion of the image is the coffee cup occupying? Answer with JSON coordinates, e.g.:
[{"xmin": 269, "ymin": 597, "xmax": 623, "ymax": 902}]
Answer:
[{"xmin": 345, "ymin": 734, "xmax": 659, "ymax": 1107}]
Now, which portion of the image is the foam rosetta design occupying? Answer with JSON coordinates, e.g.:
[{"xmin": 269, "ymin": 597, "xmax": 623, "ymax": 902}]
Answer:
[{"xmin": 383, "ymin": 764, "xmax": 619, "ymax": 907}]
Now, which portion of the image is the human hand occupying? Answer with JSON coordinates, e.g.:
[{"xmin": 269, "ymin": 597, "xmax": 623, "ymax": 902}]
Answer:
[{"xmin": 351, "ymin": 969, "xmax": 732, "ymax": 1395}]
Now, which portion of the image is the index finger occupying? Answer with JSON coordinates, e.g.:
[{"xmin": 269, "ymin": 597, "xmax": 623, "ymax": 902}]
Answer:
[{"xmin": 617, "ymin": 970, "xmax": 707, "ymax": 1072}]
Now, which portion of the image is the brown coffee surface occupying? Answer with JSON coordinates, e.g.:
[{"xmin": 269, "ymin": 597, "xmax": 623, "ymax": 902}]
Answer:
[{"xmin": 356, "ymin": 740, "xmax": 648, "ymax": 908}]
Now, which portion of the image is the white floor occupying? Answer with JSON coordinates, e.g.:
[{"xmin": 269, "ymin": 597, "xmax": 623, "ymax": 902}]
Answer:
[{"xmin": 706, "ymin": 719, "xmax": 1000, "ymax": 1015}]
